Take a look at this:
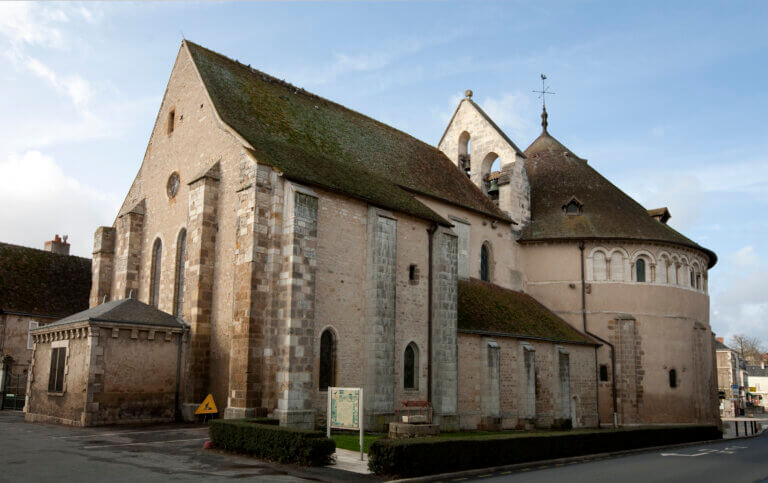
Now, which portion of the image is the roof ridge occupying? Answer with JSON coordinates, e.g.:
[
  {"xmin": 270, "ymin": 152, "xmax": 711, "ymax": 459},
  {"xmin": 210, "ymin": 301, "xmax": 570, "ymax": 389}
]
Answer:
[
  {"xmin": 183, "ymin": 40, "xmax": 452, "ymax": 159},
  {"xmin": 0, "ymin": 241, "xmax": 91, "ymax": 262},
  {"xmin": 183, "ymin": 40, "xmax": 510, "ymax": 222}
]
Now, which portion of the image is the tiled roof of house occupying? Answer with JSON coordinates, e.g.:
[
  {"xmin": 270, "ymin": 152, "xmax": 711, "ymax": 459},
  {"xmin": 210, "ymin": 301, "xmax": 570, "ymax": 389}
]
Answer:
[
  {"xmin": 715, "ymin": 339, "xmax": 732, "ymax": 351},
  {"xmin": 520, "ymin": 129, "xmax": 717, "ymax": 268},
  {"xmin": 42, "ymin": 298, "xmax": 184, "ymax": 329},
  {"xmin": 746, "ymin": 365, "xmax": 768, "ymax": 377},
  {"xmin": 457, "ymin": 278, "xmax": 595, "ymax": 345},
  {"xmin": 185, "ymin": 41, "xmax": 509, "ymax": 225},
  {"xmin": 0, "ymin": 242, "xmax": 91, "ymax": 318}
]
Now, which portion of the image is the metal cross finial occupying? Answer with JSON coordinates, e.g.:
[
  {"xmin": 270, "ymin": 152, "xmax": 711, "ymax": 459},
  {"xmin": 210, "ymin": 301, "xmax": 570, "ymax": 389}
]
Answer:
[
  {"xmin": 533, "ymin": 74, "xmax": 555, "ymax": 132},
  {"xmin": 533, "ymin": 74, "xmax": 555, "ymax": 108}
]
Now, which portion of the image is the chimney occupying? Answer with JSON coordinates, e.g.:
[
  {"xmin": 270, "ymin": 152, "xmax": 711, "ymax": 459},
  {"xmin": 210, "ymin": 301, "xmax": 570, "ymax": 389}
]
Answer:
[
  {"xmin": 717, "ymin": 337, "xmax": 724, "ymax": 343},
  {"xmin": 44, "ymin": 234, "xmax": 70, "ymax": 256}
]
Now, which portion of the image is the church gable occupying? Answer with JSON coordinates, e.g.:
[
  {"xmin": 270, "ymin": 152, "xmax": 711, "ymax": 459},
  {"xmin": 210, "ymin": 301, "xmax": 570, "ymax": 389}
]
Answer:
[
  {"xmin": 438, "ymin": 92, "xmax": 530, "ymax": 225},
  {"xmin": 116, "ymin": 42, "xmax": 248, "ymax": 222}
]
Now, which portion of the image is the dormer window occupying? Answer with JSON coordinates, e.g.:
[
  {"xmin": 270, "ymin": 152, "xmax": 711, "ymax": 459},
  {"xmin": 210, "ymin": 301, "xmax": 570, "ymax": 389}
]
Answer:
[{"xmin": 563, "ymin": 196, "xmax": 583, "ymax": 216}]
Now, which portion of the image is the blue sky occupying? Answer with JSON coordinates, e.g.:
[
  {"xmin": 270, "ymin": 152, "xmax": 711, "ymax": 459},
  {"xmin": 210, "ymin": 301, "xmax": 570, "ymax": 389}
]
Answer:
[{"xmin": 1, "ymin": 1, "xmax": 766, "ymax": 342}]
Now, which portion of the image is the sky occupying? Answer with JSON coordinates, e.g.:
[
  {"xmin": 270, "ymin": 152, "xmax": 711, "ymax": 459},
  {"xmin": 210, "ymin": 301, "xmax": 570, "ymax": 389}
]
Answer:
[{"xmin": 0, "ymin": 1, "xmax": 766, "ymax": 343}]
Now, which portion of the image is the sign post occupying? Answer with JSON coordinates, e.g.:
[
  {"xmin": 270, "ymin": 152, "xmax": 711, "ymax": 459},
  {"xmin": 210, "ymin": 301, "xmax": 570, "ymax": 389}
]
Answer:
[{"xmin": 327, "ymin": 387, "xmax": 364, "ymax": 461}]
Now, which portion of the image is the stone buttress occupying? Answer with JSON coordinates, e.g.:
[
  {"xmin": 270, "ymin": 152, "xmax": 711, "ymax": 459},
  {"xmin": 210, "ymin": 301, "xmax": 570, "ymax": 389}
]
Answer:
[
  {"xmin": 182, "ymin": 163, "xmax": 220, "ymax": 408},
  {"xmin": 90, "ymin": 226, "xmax": 116, "ymax": 307},
  {"xmin": 113, "ymin": 200, "xmax": 145, "ymax": 299},
  {"xmin": 363, "ymin": 208, "xmax": 398, "ymax": 429},
  {"xmin": 430, "ymin": 226, "xmax": 459, "ymax": 430}
]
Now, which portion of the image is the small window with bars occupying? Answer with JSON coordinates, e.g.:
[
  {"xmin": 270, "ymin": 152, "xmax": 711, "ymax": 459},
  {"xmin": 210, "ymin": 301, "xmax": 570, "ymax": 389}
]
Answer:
[{"xmin": 48, "ymin": 347, "xmax": 67, "ymax": 393}]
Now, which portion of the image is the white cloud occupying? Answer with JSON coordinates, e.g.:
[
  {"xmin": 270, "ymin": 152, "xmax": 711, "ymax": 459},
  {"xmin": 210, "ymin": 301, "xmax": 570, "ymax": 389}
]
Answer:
[
  {"xmin": 0, "ymin": 151, "xmax": 120, "ymax": 257},
  {"xmin": 0, "ymin": 2, "xmax": 67, "ymax": 50},
  {"xmin": 480, "ymin": 92, "xmax": 531, "ymax": 139},
  {"xmin": 731, "ymin": 246, "xmax": 760, "ymax": 268}
]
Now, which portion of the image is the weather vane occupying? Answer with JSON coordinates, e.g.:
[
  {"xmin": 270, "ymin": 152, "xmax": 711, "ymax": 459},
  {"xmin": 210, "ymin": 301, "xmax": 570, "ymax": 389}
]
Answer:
[{"xmin": 533, "ymin": 74, "xmax": 555, "ymax": 108}]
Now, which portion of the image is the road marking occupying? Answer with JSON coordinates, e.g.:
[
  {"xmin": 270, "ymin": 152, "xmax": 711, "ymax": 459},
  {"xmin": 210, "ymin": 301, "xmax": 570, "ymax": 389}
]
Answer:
[
  {"xmin": 83, "ymin": 437, "xmax": 208, "ymax": 449},
  {"xmin": 55, "ymin": 428, "xmax": 208, "ymax": 439},
  {"xmin": 661, "ymin": 446, "xmax": 747, "ymax": 457}
]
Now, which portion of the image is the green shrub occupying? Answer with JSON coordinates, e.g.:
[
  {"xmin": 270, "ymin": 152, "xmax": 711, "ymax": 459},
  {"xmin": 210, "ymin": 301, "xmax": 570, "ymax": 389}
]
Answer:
[
  {"xmin": 243, "ymin": 417, "xmax": 280, "ymax": 426},
  {"xmin": 209, "ymin": 419, "xmax": 335, "ymax": 466},
  {"xmin": 368, "ymin": 425, "xmax": 722, "ymax": 477}
]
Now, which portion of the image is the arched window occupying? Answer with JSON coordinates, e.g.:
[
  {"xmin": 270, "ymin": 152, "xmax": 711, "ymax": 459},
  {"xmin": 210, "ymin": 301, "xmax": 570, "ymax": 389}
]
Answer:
[
  {"xmin": 669, "ymin": 369, "xmax": 678, "ymax": 388},
  {"xmin": 657, "ymin": 256, "xmax": 668, "ymax": 284},
  {"xmin": 404, "ymin": 342, "xmax": 419, "ymax": 390},
  {"xmin": 689, "ymin": 269, "xmax": 695, "ymax": 288},
  {"xmin": 173, "ymin": 229, "xmax": 187, "ymax": 317},
  {"xmin": 319, "ymin": 329, "xmax": 336, "ymax": 391},
  {"xmin": 593, "ymin": 251, "xmax": 607, "ymax": 281},
  {"xmin": 480, "ymin": 243, "xmax": 491, "ymax": 282},
  {"xmin": 609, "ymin": 252, "xmax": 624, "ymax": 281},
  {"xmin": 458, "ymin": 131, "xmax": 471, "ymax": 175},
  {"xmin": 150, "ymin": 238, "xmax": 162, "ymax": 308},
  {"xmin": 636, "ymin": 258, "xmax": 646, "ymax": 283}
]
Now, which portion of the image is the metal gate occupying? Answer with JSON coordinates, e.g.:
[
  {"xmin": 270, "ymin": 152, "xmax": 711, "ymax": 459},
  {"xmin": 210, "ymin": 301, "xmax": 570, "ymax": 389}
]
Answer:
[{"xmin": 1, "ymin": 372, "xmax": 27, "ymax": 411}]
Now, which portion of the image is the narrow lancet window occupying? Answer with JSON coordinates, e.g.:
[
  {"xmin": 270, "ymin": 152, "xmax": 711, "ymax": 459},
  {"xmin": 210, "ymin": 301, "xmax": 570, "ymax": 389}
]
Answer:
[
  {"xmin": 173, "ymin": 229, "xmax": 187, "ymax": 317},
  {"xmin": 404, "ymin": 343, "xmax": 419, "ymax": 390},
  {"xmin": 150, "ymin": 238, "xmax": 162, "ymax": 308},
  {"xmin": 319, "ymin": 329, "xmax": 336, "ymax": 391}
]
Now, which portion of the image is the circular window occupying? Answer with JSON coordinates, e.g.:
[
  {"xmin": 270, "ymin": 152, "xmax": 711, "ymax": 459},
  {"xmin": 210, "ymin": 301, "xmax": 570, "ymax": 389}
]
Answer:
[{"xmin": 167, "ymin": 172, "xmax": 180, "ymax": 199}]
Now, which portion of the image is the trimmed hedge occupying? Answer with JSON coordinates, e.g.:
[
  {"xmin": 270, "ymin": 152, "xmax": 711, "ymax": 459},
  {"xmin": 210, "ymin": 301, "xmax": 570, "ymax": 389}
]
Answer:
[
  {"xmin": 369, "ymin": 425, "xmax": 722, "ymax": 477},
  {"xmin": 209, "ymin": 419, "xmax": 335, "ymax": 466}
]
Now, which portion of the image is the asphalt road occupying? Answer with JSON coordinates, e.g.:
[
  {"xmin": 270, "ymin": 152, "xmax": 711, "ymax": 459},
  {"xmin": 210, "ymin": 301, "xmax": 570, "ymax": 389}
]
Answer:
[
  {"xmin": 0, "ymin": 411, "xmax": 367, "ymax": 482},
  {"xmin": 468, "ymin": 432, "xmax": 768, "ymax": 483}
]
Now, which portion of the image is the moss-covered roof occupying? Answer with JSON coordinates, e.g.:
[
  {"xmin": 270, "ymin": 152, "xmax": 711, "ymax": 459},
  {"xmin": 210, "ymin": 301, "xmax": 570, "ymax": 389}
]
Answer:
[
  {"xmin": 457, "ymin": 278, "xmax": 594, "ymax": 345},
  {"xmin": 184, "ymin": 41, "xmax": 509, "ymax": 225},
  {"xmin": 521, "ymin": 129, "xmax": 717, "ymax": 268},
  {"xmin": 0, "ymin": 242, "xmax": 91, "ymax": 318},
  {"xmin": 42, "ymin": 298, "xmax": 184, "ymax": 329}
]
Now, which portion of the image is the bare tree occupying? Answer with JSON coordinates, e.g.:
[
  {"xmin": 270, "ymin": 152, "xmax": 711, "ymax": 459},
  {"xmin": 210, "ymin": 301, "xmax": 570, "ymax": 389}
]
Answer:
[{"xmin": 729, "ymin": 334, "xmax": 766, "ymax": 364}]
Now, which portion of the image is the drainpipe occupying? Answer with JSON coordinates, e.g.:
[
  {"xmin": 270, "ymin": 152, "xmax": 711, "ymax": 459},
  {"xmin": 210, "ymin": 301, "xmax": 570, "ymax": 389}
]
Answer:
[
  {"xmin": 579, "ymin": 241, "xmax": 618, "ymax": 428},
  {"xmin": 0, "ymin": 311, "xmax": 7, "ymax": 355},
  {"xmin": 426, "ymin": 223, "xmax": 438, "ymax": 404}
]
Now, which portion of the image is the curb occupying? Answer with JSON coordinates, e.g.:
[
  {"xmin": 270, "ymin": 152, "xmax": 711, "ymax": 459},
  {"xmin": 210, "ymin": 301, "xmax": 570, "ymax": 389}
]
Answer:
[{"xmin": 389, "ymin": 430, "xmax": 767, "ymax": 482}]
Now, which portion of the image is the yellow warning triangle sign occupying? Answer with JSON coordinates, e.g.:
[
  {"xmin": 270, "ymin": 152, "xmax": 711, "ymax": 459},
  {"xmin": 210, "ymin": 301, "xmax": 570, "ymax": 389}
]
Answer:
[{"xmin": 195, "ymin": 394, "xmax": 218, "ymax": 415}]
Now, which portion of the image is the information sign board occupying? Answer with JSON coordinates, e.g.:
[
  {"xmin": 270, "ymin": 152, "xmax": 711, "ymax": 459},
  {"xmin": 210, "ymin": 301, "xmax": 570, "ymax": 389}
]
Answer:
[{"xmin": 327, "ymin": 387, "xmax": 364, "ymax": 460}]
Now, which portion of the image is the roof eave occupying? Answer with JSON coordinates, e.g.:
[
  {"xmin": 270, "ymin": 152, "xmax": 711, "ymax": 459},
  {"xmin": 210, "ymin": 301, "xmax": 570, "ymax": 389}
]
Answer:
[{"xmin": 458, "ymin": 328, "xmax": 600, "ymax": 346}]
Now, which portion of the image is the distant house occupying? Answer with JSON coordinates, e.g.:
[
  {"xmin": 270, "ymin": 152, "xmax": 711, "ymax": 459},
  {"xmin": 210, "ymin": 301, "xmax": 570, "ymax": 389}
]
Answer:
[
  {"xmin": 715, "ymin": 337, "xmax": 749, "ymax": 417},
  {"xmin": 0, "ymin": 237, "xmax": 91, "ymax": 409},
  {"xmin": 745, "ymin": 364, "xmax": 768, "ymax": 410}
]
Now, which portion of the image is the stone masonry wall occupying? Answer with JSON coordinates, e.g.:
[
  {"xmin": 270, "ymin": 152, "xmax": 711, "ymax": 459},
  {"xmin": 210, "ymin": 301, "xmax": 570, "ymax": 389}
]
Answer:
[
  {"xmin": 457, "ymin": 334, "xmax": 598, "ymax": 430},
  {"xmin": 112, "ymin": 206, "xmax": 144, "ymax": 300},
  {"xmin": 363, "ymin": 209, "xmax": 397, "ymax": 428},
  {"xmin": 183, "ymin": 170, "xmax": 219, "ymax": 405},
  {"xmin": 90, "ymin": 226, "xmax": 115, "ymax": 307},
  {"xmin": 274, "ymin": 188, "xmax": 319, "ymax": 428},
  {"xmin": 431, "ymin": 227, "xmax": 459, "ymax": 429}
]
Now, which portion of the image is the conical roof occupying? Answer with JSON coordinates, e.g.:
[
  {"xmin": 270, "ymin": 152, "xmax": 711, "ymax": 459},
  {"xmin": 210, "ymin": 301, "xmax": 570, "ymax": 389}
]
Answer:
[{"xmin": 521, "ymin": 127, "xmax": 717, "ymax": 267}]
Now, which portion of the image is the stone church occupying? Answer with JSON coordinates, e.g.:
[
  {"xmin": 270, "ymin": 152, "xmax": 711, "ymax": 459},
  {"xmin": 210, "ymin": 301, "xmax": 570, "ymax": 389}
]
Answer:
[{"xmin": 25, "ymin": 40, "xmax": 719, "ymax": 430}]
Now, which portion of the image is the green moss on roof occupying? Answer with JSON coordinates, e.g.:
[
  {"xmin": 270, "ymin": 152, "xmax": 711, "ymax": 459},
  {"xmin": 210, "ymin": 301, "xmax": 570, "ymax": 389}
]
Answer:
[
  {"xmin": 522, "ymin": 131, "xmax": 717, "ymax": 268},
  {"xmin": 457, "ymin": 278, "xmax": 593, "ymax": 344},
  {"xmin": 184, "ymin": 41, "xmax": 508, "ymax": 225},
  {"xmin": 0, "ymin": 242, "xmax": 91, "ymax": 317}
]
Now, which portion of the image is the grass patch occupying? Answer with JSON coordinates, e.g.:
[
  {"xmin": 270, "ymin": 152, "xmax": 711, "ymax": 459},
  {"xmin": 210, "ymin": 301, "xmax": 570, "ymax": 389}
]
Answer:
[{"xmin": 331, "ymin": 432, "xmax": 385, "ymax": 453}]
